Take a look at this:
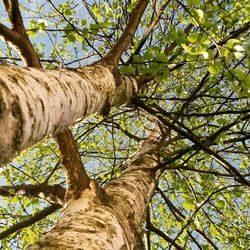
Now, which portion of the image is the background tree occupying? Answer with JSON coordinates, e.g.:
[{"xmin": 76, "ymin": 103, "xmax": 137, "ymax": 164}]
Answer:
[{"xmin": 0, "ymin": 0, "xmax": 249, "ymax": 249}]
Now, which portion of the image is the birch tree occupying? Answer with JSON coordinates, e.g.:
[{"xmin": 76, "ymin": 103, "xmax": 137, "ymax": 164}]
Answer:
[{"xmin": 0, "ymin": 0, "xmax": 249, "ymax": 249}]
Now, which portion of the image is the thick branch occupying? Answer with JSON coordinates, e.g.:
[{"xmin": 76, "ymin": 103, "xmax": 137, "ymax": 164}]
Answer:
[
  {"xmin": 1, "ymin": 2, "xmax": 87, "ymax": 204},
  {"xmin": 3, "ymin": 0, "xmax": 26, "ymax": 34},
  {"xmin": 0, "ymin": 1, "xmax": 41, "ymax": 67},
  {"xmin": 103, "ymin": 0, "xmax": 149, "ymax": 65},
  {"xmin": 0, "ymin": 63, "xmax": 139, "ymax": 164},
  {"xmin": 0, "ymin": 184, "xmax": 65, "ymax": 205},
  {"xmin": 28, "ymin": 123, "xmax": 165, "ymax": 249},
  {"xmin": 56, "ymin": 129, "xmax": 90, "ymax": 200},
  {"xmin": 0, "ymin": 204, "xmax": 61, "ymax": 240}
]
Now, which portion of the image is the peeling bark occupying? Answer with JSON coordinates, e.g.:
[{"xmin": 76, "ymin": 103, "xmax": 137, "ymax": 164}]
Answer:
[
  {"xmin": 27, "ymin": 181, "xmax": 129, "ymax": 250},
  {"xmin": 27, "ymin": 126, "xmax": 163, "ymax": 250},
  {"xmin": 0, "ymin": 63, "xmax": 138, "ymax": 164}
]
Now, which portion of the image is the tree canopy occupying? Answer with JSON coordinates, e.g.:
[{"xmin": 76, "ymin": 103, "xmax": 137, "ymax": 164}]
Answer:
[{"xmin": 0, "ymin": 0, "xmax": 249, "ymax": 249}]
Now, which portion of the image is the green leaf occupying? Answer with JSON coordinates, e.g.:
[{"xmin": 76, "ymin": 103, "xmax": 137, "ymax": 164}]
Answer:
[
  {"xmin": 192, "ymin": 9, "xmax": 204, "ymax": 23},
  {"xmin": 156, "ymin": 53, "xmax": 168, "ymax": 63},
  {"xmin": 187, "ymin": 0, "xmax": 201, "ymax": 5},
  {"xmin": 181, "ymin": 43, "xmax": 192, "ymax": 54},
  {"xmin": 148, "ymin": 62, "xmax": 164, "ymax": 73},
  {"xmin": 216, "ymin": 118, "xmax": 227, "ymax": 125},
  {"xmin": 27, "ymin": 30, "xmax": 37, "ymax": 38},
  {"xmin": 210, "ymin": 223, "xmax": 220, "ymax": 237},
  {"xmin": 226, "ymin": 39, "xmax": 240, "ymax": 49},
  {"xmin": 64, "ymin": 8, "xmax": 72, "ymax": 16},
  {"xmin": 216, "ymin": 200, "xmax": 225, "ymax": 208},
  {"xmin": 208, "ymin": 62, "xmax": 222, "ymax": 75},
  {"xmin": 92, "ymin": 4, "xmax": 101, "ymax": 21},
  {"xmin": 178, "ymin": 13, "xmax": 187, "ymax": 24},
  {"xmin": 188, "ymin": 33, "xmax": 199, "ymax": 43},
  {"xmin": 169, "ymin": 28, "xmax": 178, "ymax": 42},
  {"xmin": 81, "ymin": 20, "xmax": 87, "ymax": 26},
  {"xmin": 120, "ymin": 65, "xmax": 135, "ymax": 74},
  {"xmin": 154, "ymin": 73, "xmax": 165, "ymax": 83},
  {"xmin": 183, "ymin": 201, "xmax": 196, "ymax": 211},
  {"xmin": 67, "ymin": 33, "xmax": 76, "ymax": 43}
]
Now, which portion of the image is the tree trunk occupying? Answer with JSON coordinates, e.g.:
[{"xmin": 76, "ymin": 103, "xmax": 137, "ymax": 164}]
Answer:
[
  {"xmin": 0, "ymin": 63, "xmax": 138, "ymax": 164},
  {"xmin": 27, "ymin": 128, "xmax": 162, "ymax": 250}
]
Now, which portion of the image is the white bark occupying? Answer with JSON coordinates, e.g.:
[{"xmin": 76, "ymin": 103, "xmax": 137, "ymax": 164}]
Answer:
[
  {"xmin": 0, "ymin": 63, "xmax": 138, "ymax": 164},
  {"xmin": 27, "ymin": 181, "xmax": 129, "ymax": 250},
  {"xmin": 27, "ymin": 128, "xmax": 162, "ymax": 250}
]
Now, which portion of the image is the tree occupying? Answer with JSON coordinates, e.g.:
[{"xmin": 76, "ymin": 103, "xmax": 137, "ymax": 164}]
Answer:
[{"xmin": 0, "ymin": 0, "xmax": 249, "ymax": 249}]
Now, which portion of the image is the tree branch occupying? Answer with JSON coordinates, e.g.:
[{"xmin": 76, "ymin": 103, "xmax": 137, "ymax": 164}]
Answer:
[
  {"xmin": 47, "ymin": 0, "xmax": 102, "ymax": 59},
  {"xmin": 210, "ymin": 20, "xmax": 250, "ymax": 50},
  {"xmin": 164, "ymin": 23, "xmax": 193, "ymax": 55},
  {"xmin": 55, "ymin": 129, "xmax": 90, "ymax": 201},
  {"xmin": 126, "ymin": 0, "xmax": 171, "ymax": 64},
  {"xmin": 134, "ymin": 100, "xmax": 250, "ymax": 187},
  {"xmin": 0, "ymin": 0, "xmax": 41, "ymax": 67},
  {"xmin": 3, "ymin": 0, "xmax": 26, "ymax": 34},
  {"xmin": 103, "ymin": 0, "xmax": 149, "ymax": 65},
  {"xmin": 146, "ymin": 208, "xmax": 185, "ymax": 250},
  {"xmin": 157, "ymin": 188, "xmax": 219, "ymax": 250},
  {"xmin": 1, "ymin": 1, "xmax": 91, "ymax": 203},
  {"xmin": 0, "ymin": 184, "xmax": 65, "ymax": 205},
  {"xmin": 0, "ymin": 204, "xmax": 61, "ymax": 240}
]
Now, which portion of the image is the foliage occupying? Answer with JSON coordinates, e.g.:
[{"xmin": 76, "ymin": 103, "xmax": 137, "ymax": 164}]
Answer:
[{"xmin": 0, "ymin": 0, "xmax": 249, "ymax": 249}]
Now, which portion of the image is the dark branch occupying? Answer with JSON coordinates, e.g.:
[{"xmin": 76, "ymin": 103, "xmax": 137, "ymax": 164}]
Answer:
[
  {"xmin": 134, "ymin": 100, "xmax": 250, "ymax": 187},
  {"xmin": 210, "ymin": 20, "xmax": 250, "ymax": 49},
  {"xmin": 0, "ymin": 204, "xmax": 61, "ymax": 240},
  {"xmin": 126, "ymin": 0, "xmax": 170, "ymax": 64},
  {"xmin": 157, "ymin": 188, "xmax": 219, "ymax": 249},
  {"xmin": 103, "ymin": 0, "xmax": 149, "ymax": 65},
  {"xmin": 146, "ymin": 208, "xmax": 185, "ymax": 250}
]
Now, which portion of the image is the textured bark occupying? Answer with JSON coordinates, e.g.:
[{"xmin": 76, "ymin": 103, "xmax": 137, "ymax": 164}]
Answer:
[
  {"xmin": 27, "ymin": 127, "xmax": 162, "ymax": 250},
  {"xmin": 0, "ymin": 63, "xmax": 138, "ymax": 164},
  {"xmin": 27, "ymin": 181, "xmax": 129, "ymax": 250},
  {"xmin": 0, "ymin": 184, "xmax": 65, "ymax": 204}
]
